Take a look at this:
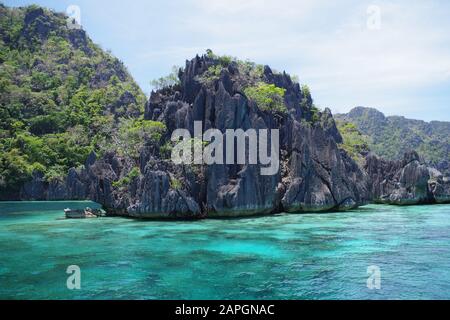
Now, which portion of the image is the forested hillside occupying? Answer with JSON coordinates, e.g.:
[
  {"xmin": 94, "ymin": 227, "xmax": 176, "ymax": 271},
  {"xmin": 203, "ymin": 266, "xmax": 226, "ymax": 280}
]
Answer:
[
  {"xmin": 0, "ymin": 4, "xmax": 148, "ymax": 198},
  {"xmin": 335, "ymin": 107, "xmax": 450, "ymax": 174}
]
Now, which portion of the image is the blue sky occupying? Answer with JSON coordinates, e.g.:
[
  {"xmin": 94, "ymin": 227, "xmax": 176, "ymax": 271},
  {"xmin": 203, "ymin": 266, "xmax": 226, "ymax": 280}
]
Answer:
[{"xmin": 5, "ymin": 0, "xmax": 450, "ymax": 121}]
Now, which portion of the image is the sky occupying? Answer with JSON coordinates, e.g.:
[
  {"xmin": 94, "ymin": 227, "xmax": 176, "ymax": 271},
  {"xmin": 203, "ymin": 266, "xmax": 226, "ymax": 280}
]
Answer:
[{"xmin": 5, "ymin": 0, "xmax": 450, "ymax": 121}]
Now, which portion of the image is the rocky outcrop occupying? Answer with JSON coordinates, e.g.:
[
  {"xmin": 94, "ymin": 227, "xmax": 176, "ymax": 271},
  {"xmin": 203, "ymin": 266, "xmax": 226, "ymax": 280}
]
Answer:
[
  {"xmin": 20, "ymin": 171, "xmax": 47, "ymax": 200},
  {"xmin": 11, "ymin": 52, "xmax": 450, "ymax": 215},
  {"xmin": 365, "ymin": 151, "xmax": 450, "ymax": 205},
  {"xmin": 18, "ymin": 54, "xmax": 373, "ymax": 218},
  {"xmin": 128, "ymin": 169, "xmax": 201, "ymax": 219},
  {"xmin": 281, "ymin": 120, "xmax": 369, "ymax": 213},
  {"xmin": 428, "ymin": 169, "xmax": 450, "ymax": 204},
  {"xmin": 128, "ymin": 54, "xmax": 370, "ymax": 218}
]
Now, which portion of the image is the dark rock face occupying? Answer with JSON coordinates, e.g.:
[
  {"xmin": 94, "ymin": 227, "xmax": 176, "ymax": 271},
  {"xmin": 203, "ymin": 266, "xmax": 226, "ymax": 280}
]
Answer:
[
  {"xmin": 10, "ymin": 50, "xmax": 450, "ymax": 215},
  {"xmin": 47, "ymin": 179, "xmax": 67, "ymax": 200},
  {"xmin": 436, "ymin": 160, "xmax": 450, "ymax": 176},
  {"xmin": 365, "ymin": 151, "xmax": 450, "ymax": 205},
  {"xmin": 128, "ymin": 169, "xmax": 200, "ymax": 219},
  {"xmin": 22, "ymin": 7, "xmax": 55, "ymax": 42},
  {"xmin": 18, "ymin": 54, "xmax": 373, "ymax": 218},
  {"xmin": 428, "ymin": 169, "xmax": 450, "ymax": 204},
  {"xmin": 121, "ymin": 54, "xmax": 370, "ymax": 218},
  {"xmin": 67, "ymin": 29, "xmax": 92, "ymax": 55},
  {"xmin": 20, "ymin": 171, "xmax": 46, "ymax": 200},
  {"xmin": 281, "ymin": 120, "xmax": 369, "ymax": 212}
]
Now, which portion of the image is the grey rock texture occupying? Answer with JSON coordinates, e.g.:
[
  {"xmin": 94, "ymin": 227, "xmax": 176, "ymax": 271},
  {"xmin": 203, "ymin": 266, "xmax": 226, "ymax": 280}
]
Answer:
[
  {"xmin": 128, "ymin": 169, "xmax": 201, "ymax": 219},
  {"xmin": 365, "ymin": 151, "xmax": 450, "ymax": 205},
  {"xmin": 428, "ymin": 169, "xmax": 450, "ymax": 204},
  {"xmin": 18, "ymin": 54, "xmax": 375, "ymax": 218},
  {"xmin": 12, "ymin": 54, "xmax": 450, "ymax": 215},
  {"xmin": 136, "ymin": 54, "xmax": 370, "ymax": 217},
  {"xmin": 20, "ymin": 171, "xmax": 46, "ymax": 200}
]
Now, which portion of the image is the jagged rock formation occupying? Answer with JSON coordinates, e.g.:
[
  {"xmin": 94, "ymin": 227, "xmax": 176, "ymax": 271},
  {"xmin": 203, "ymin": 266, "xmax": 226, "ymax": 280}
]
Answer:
[
  {"xmin": 20, "ymin": 54, "xmax": 371, "ymax": 218},
  {"xmin": 128, "ymin": 55, "xmax": 370, "ymax": 218},
  {"xmin": 7, "ymin": 6, "xmax": 450, "ymax": 216},
  {"xmin": 365, "ymin": 151, "xmax": 450, "ymax": 205}
]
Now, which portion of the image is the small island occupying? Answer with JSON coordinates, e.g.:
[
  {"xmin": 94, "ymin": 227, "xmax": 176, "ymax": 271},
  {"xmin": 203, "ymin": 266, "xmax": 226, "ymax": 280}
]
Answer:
[
  {"xmin": 1, "ymin": 2, "xmax": 450, "ymax": 302},
  {"xmin": 1, "ymin": 5, "xmax": 450, "ymax": 219}
]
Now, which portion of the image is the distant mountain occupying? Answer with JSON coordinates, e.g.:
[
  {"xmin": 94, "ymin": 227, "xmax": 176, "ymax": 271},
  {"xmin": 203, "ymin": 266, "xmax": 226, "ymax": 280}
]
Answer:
[{"xmin": 335, "ymin": 107, "xmax": 450, "ymax": 174}]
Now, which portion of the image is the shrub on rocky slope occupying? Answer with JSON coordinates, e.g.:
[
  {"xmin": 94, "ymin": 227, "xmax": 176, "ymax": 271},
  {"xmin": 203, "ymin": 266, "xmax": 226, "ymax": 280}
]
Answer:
[{"xmin": 0, "ymin": 4, "xmax": 146, "ymax": 199}]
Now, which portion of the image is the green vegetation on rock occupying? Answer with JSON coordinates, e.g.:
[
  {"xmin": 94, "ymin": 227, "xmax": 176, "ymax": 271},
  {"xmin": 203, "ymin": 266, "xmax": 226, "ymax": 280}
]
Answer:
[
  {"xmin": 335, "ymin": 107, "xmax": 450, "ymax": 173},
  {"xmin": 244, "ymin": 82, "xmax": 287, "ymax": 113},
  {"xmin": 336, "ymin": 120, "xmax": 371, "ymax": 165},
  {"xmin": 197, "ymin": 64, "xmax": 223, "ymax": 86},
  {"xmin": 199, "ymin": 50, "xmax": 267, "ymax": 87},
  {"xmin": 112, "ymin": 166, "xmax": 140, "ymax": 189},
  {"xmin": 113, "ymin": 118, "xmax": 166, "ymax": 159},
  {"xmin": 150, "ymin": 65, "xmax": 181, "ymax": 90},
  {"xmin": 0, "ymin": 4, "xmax": 146, "ymax": 196},
  {"xmin": 170, "ymin": 176, "xmax": 182, "ymax": 190},
  {"xmin": 205, "ymin": 49, "xmax": 234, "ymax": 67}
]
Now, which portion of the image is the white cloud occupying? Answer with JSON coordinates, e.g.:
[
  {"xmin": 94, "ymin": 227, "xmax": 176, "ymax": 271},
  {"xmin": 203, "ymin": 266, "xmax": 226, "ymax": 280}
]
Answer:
[
  {"xmin": 176, "ymin": 0, "xmax": 450, "ymax": 119},
  {"xmin": 6, "ymin": 0, "xmax": 449, "ymax": 119}
]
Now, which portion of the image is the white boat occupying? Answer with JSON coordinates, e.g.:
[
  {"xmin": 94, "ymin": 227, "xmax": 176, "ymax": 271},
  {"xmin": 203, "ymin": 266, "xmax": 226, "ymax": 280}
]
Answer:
[{"xmin": 64, "ymin": 208, "xmax": 98, "ymax": 219}]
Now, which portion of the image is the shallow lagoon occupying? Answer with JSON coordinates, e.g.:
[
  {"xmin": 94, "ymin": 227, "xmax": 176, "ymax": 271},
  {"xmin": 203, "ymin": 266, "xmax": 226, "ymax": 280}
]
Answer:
[{"xmin": 0, "ymin": 201, "xmax": 449, "ymax": 299}]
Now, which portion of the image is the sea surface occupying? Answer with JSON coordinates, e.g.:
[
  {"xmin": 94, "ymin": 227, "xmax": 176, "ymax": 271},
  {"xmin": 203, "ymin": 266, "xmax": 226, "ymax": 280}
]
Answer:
[{"xmin": 0, "ymin": 201, "xmax": 449, "ymax": 300}]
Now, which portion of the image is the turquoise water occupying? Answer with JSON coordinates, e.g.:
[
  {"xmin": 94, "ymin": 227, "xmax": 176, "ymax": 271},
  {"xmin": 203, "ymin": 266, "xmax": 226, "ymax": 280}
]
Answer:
[{"xmin": 0, "ymin": 201, "xmax": 450, "ymax": 300}]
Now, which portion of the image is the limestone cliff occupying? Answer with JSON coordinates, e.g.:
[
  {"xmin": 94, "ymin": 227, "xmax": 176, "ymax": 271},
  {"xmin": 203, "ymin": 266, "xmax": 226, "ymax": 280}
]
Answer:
[
  {"xmin": 21, "ymin": 54, "xmax": 371, "ymax": 218},
  {"xmin": 365, "ymin": 151, "xmax": 450, "ymax": 205}
]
